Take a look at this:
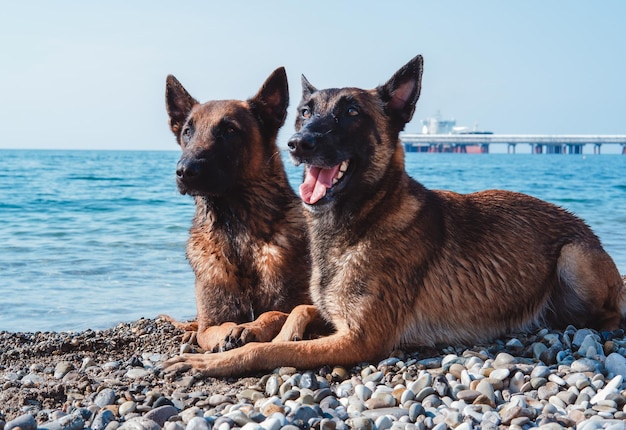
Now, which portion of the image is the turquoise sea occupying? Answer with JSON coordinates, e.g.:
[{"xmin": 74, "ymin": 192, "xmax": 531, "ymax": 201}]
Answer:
[{"xmin": 1, "ymin": 150, "xmax": 625, "ymax": 333}]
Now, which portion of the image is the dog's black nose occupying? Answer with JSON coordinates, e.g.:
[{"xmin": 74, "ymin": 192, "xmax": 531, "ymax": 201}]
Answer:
[
  {"xmin": 287, "ymin": 133, "xmax": 316, "ymax": 153},
  {"xmin": 176, "ymin": 157, "xmax": 200, "ymax": 179}
]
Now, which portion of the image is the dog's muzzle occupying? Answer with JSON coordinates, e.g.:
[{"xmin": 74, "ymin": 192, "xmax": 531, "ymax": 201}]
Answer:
[
  {"xmin": 176, "ymin": 157, "xmax": 201, "ymax": 181},
  {"xmin": 287, "ymin": 132, "xmax": 318, "ymax": 161}
]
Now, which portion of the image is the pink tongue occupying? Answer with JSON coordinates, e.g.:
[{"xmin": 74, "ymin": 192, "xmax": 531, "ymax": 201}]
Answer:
[{"xmin": 299, "ymin": 165, "xmax": 341, "ymax": 204}]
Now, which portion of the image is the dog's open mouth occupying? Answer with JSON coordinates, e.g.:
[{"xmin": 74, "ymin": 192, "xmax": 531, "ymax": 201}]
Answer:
[{"xmin": 299, "ymin": 160, "xmax": 350, "ymax": 205}]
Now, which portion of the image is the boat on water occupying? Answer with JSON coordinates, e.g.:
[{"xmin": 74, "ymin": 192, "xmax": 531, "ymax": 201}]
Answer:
[{"xmin": 406, "ymin": 112, "xmax": 492, "ymax": 153}]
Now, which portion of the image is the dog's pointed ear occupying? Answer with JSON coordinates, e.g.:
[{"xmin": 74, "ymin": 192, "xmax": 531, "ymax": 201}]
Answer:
[
  {"xmin": 165, "ymin": 75, "xmax": 198, "ymax": 137},
  {"xmin": 377, "ymin": 55, "xmax": 423, "ymax": 127},
  {"xmin": 301, "ymin": 75, "xmax": 317, "ymax": 98},
  {"xmin": 248, "ymin": 67, "xmax": 289, "ymax": 133}
]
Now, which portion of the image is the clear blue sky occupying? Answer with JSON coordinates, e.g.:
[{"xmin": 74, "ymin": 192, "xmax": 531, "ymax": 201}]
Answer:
[{"xmin": 1, "ymin": 1, "xmax": 624, "ymax": 152}]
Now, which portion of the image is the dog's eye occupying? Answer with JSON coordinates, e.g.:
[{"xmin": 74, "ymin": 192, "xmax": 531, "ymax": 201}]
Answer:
[
  {"xmin": 182, "ymin": 127, "xmax": 192, "ymax": 141},
  {"xmin": 301, "ymin": 108, "xmax": 311, "ymax": 119},
  {"xmin": 226, "ymin": 126, "xmax": 236, "ymax": 134},
  {"xmin": 347, "ymin": 107, "xmax": 359, "ymax": 117}
]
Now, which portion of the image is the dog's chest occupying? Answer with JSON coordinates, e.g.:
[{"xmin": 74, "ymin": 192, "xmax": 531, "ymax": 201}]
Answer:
[
  {"xmin": 311, "ymin": 237, "xmax": 370, "ymax": 299},
  {"xmin": 188, "ymin": 221, "xmax": 289, "ymax": 287}
]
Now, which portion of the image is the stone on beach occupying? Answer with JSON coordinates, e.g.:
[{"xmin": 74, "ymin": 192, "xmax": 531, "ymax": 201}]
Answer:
[{"xmin": 1, "ymin": 318, "xmax": 626, "ymax": 429}]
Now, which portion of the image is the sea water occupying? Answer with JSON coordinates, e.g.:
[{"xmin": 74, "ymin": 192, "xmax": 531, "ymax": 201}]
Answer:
[{"xmin": 1, "ymin": 150, "xmax": 624, "ymax": 332}]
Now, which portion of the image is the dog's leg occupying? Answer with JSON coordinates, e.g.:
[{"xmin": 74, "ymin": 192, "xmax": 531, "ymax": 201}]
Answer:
[
  {"xmin": 273, "ymin": 305, "xmax": 320, "ymax": 342},
  {"xmin": 164, "ymin": 329, "xmax": 382, "ymax": 377},
  {"xmin": 158, "ymin": 314, "xmax": 200, "ymax": 345},
  {"xmin": 159, "ymin": 314, "xmax": 199, "ymax": 332},
  {"xmin": 216, "ymin": 311, "xmax": 290, "ymax": 351},
  {"xmin": 160, "ymin": 315, "xmax": 285, "ymax": 352},
  {"xmin": 555, "ymin": 243, "xmax": 626, "ymax": 330}
]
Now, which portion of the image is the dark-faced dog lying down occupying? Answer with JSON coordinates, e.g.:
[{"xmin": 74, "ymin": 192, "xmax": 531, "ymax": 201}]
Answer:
[
  {"xmin": 162, "ymin": 67, "xmax": 312, "ymax": 351},
  {"xmin": 165, "ymin": 55, "xmax": 626, "ymax": 377}
]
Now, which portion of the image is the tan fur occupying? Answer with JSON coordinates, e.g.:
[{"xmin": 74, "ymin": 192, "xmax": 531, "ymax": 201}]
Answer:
[
  {"xmin": 164, "ymin": 55, "xmax": 625, "ymax": 377},
  {"xmin": 162, "ymin": 68, "xmax": 312, "ymax": 351}
]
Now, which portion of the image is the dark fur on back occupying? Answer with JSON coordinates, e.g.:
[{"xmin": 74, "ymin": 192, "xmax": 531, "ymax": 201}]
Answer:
[{"xmin": 164, "ymin": 68, "xmax": 310, "ymax": 350}]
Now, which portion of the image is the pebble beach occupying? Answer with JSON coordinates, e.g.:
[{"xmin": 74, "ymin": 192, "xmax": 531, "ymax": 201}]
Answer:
[{"xmin": 2, "ymin": 312, "xmax": 626, "ymax": 430}]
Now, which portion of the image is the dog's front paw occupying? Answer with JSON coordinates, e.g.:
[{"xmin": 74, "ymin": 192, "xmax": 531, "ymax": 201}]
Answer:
[
  {"xmin": 162, "ymin": 355, "xmax": 193, "ymax": 375},
  {"xmin": 161, "ymin": 351, "xmax": 247, "ymax": 378},
  {"xmin": 215, "ymin": 325, "xmax": 257, "ymax": 352}
]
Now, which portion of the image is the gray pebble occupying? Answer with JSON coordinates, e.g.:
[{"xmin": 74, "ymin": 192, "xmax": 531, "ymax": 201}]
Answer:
[
  {"xmin": 408, "ymin": 403, "xmax": 425, "ymax": 422},
  {"xmin": 506, "ymin": 338, "xmax": 524, "ymax": 348},
  {"xmin": 361, "ymin": 407, "xmax": 409, "ymax": 420},
  {"xmin": 119, "ymin": 401, "xmax": 137, "ymax": 416},
  {"xmin": 538, "ymin": 382, "xmax": 559, "ymax": 400},
  {"xmin": 605, "ymin": 352, "xmax": 626, "ymax": 377},
  {"xmin": 414, "ymin": 387, "xmax": 435, "ymax": 402},
  {"xmin": 291, "ymin": 405, "xmax": 320, "ymax": 423},
  {"xmin": 374, "ymin": 415, "xmax": 393, "ymax": 430},
  {"xmin": 493, "ymin": 352, "xmax": 516, "ymax": 368},
  {"xmin": 265, "ymin": 375, "xmax": 281, "ymax": 396},
  {"xmin": 408, "ymin": 373, "xmax": 432, "ymax": 393},
  {"xmin": 417, "ymin": 357, "xmax": 442, "ymax": 368},
  {"xmin": 105, "ymin": 421, "xmax": 121, "ymax": 430},
  {"xmin": 400, "ymin": 388, "xmax": 415, "ymax": 404},
  {"xmin": 365, "ymin": 393, "xmax": 396, "ymax": 409},
  {"xmin": 94, "ymin": 388, "xmax": 117, "ymax": 407},
  {"xmin": 180, "ymin": 407, "xmax": 203, "ymax": 424},
  {"xmin": 318, "ymin": 418, "xmax": 337, "ymax": 430},
  {"xmin": 379, "ymin": 357, "xmax": 400, "ymax": 367},
  {"xmin": 259, "ymin": 417, "xmax": 282, "ymax": 430},
  {"xmin": 572, "ymin": 329, "xmax": 597, "ymax": 347},
  {"xmin": 126, "ymin": 368, "xmax": 149, "ymax": 379},
  {"xmin": 556, "ymin": 390, "xmax": 577, "ymax": 405},
  {"xmin": 355, "ymin": 384, "xmax": 373, "ymax": 401},
  {"xmin": 571, "ymin": 358, "xmax": 600, "ymax": 373},
  {"xmin": 320, "ymin": 395, "xmax": 340, "ymax": 410},
  {"xmin": 92, "ymin": 410, "xmax": 116, "ymax": 430},
  {"xmin": 476, "ymin": 379, "xmax": 496, "ymax": 404},
  {"xmin": 548, "ymin": 373, "xmax": 566, "ymax": 386},
  {"xmin": 590, "ymin": 375, "xmax": 623, "ymax": 404},
  {"xmin": 5, "ymin": 413, "xmax": 37, "ymax": 430},
  {"xmin": 80, "ymin": 357, "xmax": 97, "ymax": 371},
  {"xmin": 489, "ymin": 368, "xmax": 510, "ymax": 381},
  {"xmin": 299, "ymin": 371, "xmax": 318, "ymax": 390},
  {"xmin": 185, "ymin": 417, "xmax": 210, "ymax": 430},
  {"xmin": 119, "ymin": 417, "xmax": 161, "ymax": 430},
  {"xmin": 144, "ymin": 406, "xmax": 178, "ymax": 427},
  {"xmin": 313, "ymin": 387, "xmax": 333, "ymax": 403},
  {"xmin": 164, "ymin": 423, "xmax": 185, "ymax": 430},
  {"xmin": 345, "ymin": 417, "xmax": 374, "ymax": 430},
  {"xmin": 530, "ymin": 365, "xmax": 551, "ymax": 379},
  {"xmin": 577, "ymin": 334, "xmax": 602, "ymax": 357},
  {"xmin": 54, "ymin": 361, "xmax": 74, "ymax": 379},
  {"xmin": 21, "ymin": 373, "xmax": 45, "ymax": 386},
  {"xmin": 482, "ymin": 410, "xmax": 502, "ymax": 427},
  {"xmin": 363, "ymin": 371, "xmax": 384, "ymax": 384},
  {"xmin": 282, "ymin": 389, "xmax": 300, "ymax": 402},
  {"xmin": 532, "ymin": 342, "xmax": 548, "ymax": 360}
]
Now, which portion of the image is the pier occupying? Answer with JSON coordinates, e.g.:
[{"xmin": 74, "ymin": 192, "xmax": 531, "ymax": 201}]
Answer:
[{"xmin": 400, "ymin": 134, "xmax": 626, "ymax": 154}]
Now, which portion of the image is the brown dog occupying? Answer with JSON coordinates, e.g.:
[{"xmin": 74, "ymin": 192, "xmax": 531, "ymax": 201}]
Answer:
[
  {"xmin": 163, "ymin": 67, "xmax": 311, "ymax": 351},
  {"xmin": 165, "ymin": 55, "xmax": 625, "ymax": 376}
]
